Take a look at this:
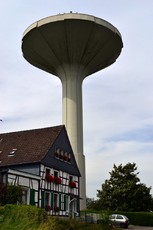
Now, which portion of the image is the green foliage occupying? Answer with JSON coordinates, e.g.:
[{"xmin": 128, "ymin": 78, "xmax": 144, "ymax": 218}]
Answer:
[
  {"xmin": 96, "ymin": 162, "xmax": 153, "ymax": 211},
  {"xmin": 97, "ymin": 212, "xmax": 110, "ymax": 230},
  {"xmin": 0, "ymin": 204, "xmax": 57, "ymax": 230},
  {"xmin": 4, "ymin": 205, "xmax": 153, "ymax": 229},
  {"xmin": 86, "ymin": 197, "xmax": 98, "ymax": 210},
  {"xmin": 108, "ymin": 211, "xmax": 153, "ymax": 226},
  {"xmin": 81, "ymin": 210, "xmax": 153, "ymax": 227},
  {"xmin": 6, "ymin": 185, "xmax": 22, "ymax": 205},
  {"xmin": 0, "ymin": 184, "xmax": 22, "ymax": 205},
  {"xmin": 0, "ymin": 183, "xmax": 6, "ymax": 205},
  {"xmin": 124, "ymin": 211, "xmax": 153, "ymax": 226},
  {"xmin": 57, "ymin": 218, "xmax": 101, "ymax": 230},
  {"xmin": 0, "ymin": 204, "xmax": 103, "ymax": 230}
]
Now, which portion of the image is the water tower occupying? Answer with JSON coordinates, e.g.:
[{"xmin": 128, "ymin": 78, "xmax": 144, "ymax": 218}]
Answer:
[{"xmin": 22, "ymin": 12, "xmax": 123, "ymax": 210}]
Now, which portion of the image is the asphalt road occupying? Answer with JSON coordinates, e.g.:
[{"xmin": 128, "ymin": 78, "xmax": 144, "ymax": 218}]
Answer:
[{"xmin": 128, "ymin": 226, "xmax": 153, "ymax": 230}]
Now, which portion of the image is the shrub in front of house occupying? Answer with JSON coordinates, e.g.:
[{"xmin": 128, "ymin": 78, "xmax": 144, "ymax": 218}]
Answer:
[{"xmin": 0, "ymin": 184, "xmax": 22, "ymax": 205}]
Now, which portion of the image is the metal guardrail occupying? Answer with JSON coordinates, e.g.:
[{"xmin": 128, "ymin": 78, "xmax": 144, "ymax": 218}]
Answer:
[{"xmin": 79, "ymin": 212, "xmax": 101, "ymax": 223}]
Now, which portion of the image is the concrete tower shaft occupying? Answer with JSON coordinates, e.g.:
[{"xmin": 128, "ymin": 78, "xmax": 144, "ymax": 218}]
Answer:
[
  {"xmin": 22, "ymin": 13, "xmax": 123, "ymax": 210},
  {"xmin": 57, "ymin": 65, "xmax": 86, "ymax": 210},
  {"xmin": 57, "ymin": 65, "xmax": 85, "ymax": 156}
]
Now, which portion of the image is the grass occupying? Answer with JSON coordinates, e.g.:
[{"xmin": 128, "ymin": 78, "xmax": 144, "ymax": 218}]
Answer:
[
  {"xmin": 0, "ymin": 205, "xmax": 57, "ymax": 230},
  {"xmin": 0, "ymin": 205, "xmax": 104, "ymax": 230},
  {"xmin": 57, "ymin": 218, "xmax": 103, "ymax": 230}
]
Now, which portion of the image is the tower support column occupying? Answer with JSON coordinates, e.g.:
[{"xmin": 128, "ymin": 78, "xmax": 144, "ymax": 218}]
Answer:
[{"xmin": 57, "ymin": 65, "xmax": 86, "ymax": 210}]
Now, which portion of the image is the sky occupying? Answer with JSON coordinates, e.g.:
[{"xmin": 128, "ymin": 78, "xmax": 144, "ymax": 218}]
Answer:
[{"xmin": 1, "ymin": 1, "xmax": 153, "ymax": 199}]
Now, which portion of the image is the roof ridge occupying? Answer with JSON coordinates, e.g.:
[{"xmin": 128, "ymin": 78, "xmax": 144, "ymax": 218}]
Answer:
[{"xmin": 0, "ymin": 125, "xmax": 64, "ymax": 135}]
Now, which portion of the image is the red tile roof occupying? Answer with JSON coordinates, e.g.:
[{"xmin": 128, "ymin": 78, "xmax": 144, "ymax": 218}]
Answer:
[{"xmin": 0, "ymin": 125, "xmax": 64, "ymax": 167}]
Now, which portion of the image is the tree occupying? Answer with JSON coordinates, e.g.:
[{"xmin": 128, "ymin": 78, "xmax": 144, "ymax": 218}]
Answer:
[
  {"xmin": 86, "ymin": 197, "xmax": 100, "ymax": 210},
  {"xmin": 96, "ymin": 162, "xmax": 153, "ymax": 211}
]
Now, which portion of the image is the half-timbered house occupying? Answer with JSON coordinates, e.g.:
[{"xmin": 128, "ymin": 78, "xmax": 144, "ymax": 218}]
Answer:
[{"xmin": 0, "ymin": 125, "xmax": 81, "ymax": 216}]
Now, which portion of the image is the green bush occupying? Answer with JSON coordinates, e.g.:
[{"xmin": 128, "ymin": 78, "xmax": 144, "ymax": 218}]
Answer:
[
  {"xmin": 0, "ymin": 204, "xmax": 52, "ymax": 230},
  {"xmin": 57, "ymin": 218, "xmax": 102, "ymax": 230},
  {"xmin": 107, "ymin": 210, "xmax": 153, "ymax": 226},
  {"xmin": 5, "ymin": 205, "xmax": 153, "ymax": 229},
  {"xmin": 0, "ymin": 205, "xmax": 103, "ymax": 230},
  {"xmin": 0, "ymin": 184, "xmax": 22, "ymax": 205},
  {"xmin": 82, "ymin": 209, "xmax": 153, "ymax": 227},
  {"xmin": 124, "ymin": 211, "xmax": 153, "ymax": 226}
]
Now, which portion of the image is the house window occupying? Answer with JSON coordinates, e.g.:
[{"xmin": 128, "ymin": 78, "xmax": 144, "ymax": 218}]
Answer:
[
  {"xmin": 44, "ymin": 192, "xmax": 52, "ymax": 211},
  {"xmin": 69, "ymin": 176, "xmax": 76, "ymax": 189},
  {"xmin": 30, "ymin": 189, "xmax": 35, "ymax": 206},
  {"xmin": 54, "ymin": 171, "xmax": 58, "ymax": 177},
  {"xmin": 68, "ymin": 153, "xmax": 71, "ymax": 163},
  {"xmin": 55, "ymin": 148, "xmax": 60, "ymax": 158},
  {"xmin": 53, "ymin": 193, "xmax": 58, "ymax": 208},
  {"xmin": 46, "ymin": 168, "xmax": 50, "ymax": 175},
  {"xmin": 64, "ymin": 195, "xmax": 68, "ymax": 211},
  {"xmin": 0, "ymin": 172, "xmax": 4, "ymax": 183},
  {"xmin": 22, "ymin": 189, "xmax": 28, "ymax": 204},
  {"xmin": 8, "ymin": 148, "xmax": 17, "ymax": 157},
  {"xmin": 54, "ymin": 148, "xmax": 71, "ymax": 163},
  {"xmin": 45, "ymin": 192, "xmax": 50, "ymax": 206}
]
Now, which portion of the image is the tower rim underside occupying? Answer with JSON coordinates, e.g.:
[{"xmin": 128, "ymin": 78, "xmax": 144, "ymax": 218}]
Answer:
[
  {"xmin": 22, "ymin": 12, "xmax": 123, "ymax": 79},
  {"xmin": 23, "ymin": 12, "xmax": 122, "ymax": 40}
]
